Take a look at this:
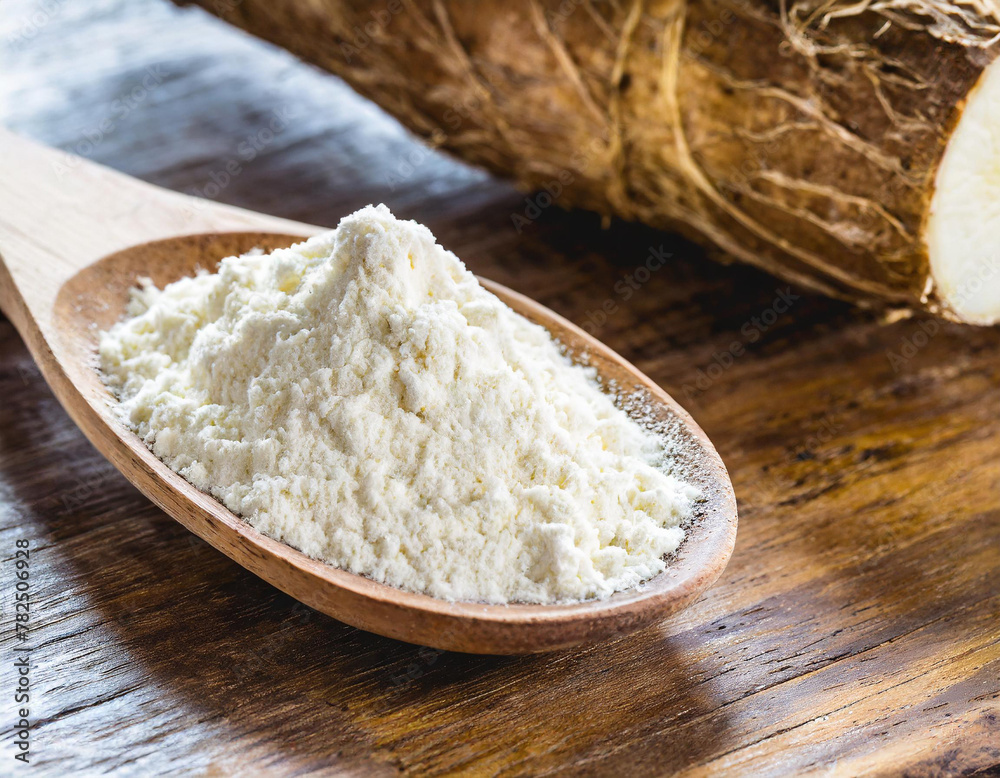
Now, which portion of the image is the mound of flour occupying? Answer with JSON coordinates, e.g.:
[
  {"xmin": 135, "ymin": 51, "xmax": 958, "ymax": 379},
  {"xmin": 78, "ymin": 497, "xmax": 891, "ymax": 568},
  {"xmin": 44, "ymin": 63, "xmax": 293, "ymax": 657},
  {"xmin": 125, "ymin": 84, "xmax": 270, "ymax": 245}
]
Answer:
[{"xmin": 99, "ymin": 205, "xmax": 698, "ymax": 604}]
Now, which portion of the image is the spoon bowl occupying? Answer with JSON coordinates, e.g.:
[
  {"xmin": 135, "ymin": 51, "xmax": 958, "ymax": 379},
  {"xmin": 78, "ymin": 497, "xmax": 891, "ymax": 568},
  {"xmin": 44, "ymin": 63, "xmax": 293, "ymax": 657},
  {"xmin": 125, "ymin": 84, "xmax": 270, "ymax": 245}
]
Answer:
[{"xmin": 0, "ymin": 131, "xmax": 737, "ymax": 653}]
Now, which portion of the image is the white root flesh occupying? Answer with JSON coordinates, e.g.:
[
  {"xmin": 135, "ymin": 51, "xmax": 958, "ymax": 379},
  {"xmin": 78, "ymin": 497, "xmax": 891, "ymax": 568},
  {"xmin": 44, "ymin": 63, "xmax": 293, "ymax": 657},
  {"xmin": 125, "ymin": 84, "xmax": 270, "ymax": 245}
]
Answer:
[{"xmin": 927, "ymin": 56, "xmax": 1000, "ymax": 325}]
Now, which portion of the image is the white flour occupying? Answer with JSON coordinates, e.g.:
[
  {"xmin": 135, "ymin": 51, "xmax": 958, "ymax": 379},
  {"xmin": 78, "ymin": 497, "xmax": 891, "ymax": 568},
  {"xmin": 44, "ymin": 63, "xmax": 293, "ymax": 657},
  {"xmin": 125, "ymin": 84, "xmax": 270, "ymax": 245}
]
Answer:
[{"xmin": 99, "ymin": 205, "xmax": 698, "ymax": 604}]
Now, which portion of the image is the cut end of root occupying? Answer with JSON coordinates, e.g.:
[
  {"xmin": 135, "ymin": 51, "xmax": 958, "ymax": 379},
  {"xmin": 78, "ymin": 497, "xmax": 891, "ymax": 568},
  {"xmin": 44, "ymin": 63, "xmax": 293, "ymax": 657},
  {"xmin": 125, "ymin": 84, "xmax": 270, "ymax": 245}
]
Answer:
[{"xmin": 927, "ymin": 56, "xmax": 1000, "ymax": 326}]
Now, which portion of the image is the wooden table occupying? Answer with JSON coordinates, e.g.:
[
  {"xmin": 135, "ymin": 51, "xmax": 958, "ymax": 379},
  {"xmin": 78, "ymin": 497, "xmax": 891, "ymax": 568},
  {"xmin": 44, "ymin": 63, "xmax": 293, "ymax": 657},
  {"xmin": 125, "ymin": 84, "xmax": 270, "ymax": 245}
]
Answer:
[{"xmin": 1, "ymin": 0, "xmax": 997, "ymax": 774}]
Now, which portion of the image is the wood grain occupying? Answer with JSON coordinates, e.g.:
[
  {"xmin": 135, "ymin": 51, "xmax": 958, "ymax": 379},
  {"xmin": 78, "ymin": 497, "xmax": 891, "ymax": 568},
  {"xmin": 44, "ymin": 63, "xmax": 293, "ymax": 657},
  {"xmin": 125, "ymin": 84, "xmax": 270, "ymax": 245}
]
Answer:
[{"xmin": 0, "ymin": 0, "xmax": 997, "ymax": 774}]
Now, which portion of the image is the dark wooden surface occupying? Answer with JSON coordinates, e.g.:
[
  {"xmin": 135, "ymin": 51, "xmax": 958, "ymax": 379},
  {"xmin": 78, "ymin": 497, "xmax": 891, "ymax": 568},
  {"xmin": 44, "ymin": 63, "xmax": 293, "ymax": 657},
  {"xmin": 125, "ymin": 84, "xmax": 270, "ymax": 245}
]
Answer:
[{"xmin": 1, "ymin": 0, "xmax": 998, "ymax": 775}]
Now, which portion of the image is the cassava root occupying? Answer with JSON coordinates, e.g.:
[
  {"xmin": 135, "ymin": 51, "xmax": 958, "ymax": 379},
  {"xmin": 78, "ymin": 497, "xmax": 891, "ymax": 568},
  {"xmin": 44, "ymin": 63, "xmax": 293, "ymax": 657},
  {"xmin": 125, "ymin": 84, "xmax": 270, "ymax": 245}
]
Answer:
[{"xmin": 185, "ymin": 0, "xmax": 1000, "ymax": 324}]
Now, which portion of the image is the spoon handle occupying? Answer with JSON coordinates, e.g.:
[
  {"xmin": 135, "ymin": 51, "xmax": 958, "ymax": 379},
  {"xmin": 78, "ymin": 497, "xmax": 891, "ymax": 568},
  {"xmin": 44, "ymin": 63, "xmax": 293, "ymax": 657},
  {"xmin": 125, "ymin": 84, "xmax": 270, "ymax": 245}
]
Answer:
[{"xmin": 0, "ymin": 129, "xmax": 308, "ymax": 340}]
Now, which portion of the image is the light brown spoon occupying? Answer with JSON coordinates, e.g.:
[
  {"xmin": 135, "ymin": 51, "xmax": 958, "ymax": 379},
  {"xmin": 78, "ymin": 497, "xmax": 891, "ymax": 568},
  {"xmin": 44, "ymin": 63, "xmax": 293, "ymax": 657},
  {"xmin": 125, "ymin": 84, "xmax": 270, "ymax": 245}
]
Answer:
[{"xmin": 0, "ymin": 130, "xmax": 737, "ymax": 654}]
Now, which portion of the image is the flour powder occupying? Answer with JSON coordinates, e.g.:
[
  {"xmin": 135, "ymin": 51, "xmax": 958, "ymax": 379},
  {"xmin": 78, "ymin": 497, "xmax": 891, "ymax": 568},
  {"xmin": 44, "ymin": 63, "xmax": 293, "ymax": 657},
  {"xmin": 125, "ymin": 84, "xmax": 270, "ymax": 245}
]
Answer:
[{"xmin": 99, "ymin": 205, "xmax": 698, "ymax": 604}]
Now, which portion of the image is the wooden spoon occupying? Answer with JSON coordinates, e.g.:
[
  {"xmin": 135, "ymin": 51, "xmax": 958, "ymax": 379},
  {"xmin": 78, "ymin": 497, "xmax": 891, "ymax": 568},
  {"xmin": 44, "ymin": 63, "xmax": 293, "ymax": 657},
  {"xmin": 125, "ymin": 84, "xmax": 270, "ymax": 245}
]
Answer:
[{"xmin": 0, "ymin": 130, "xmax": 737, "ymax": 654}]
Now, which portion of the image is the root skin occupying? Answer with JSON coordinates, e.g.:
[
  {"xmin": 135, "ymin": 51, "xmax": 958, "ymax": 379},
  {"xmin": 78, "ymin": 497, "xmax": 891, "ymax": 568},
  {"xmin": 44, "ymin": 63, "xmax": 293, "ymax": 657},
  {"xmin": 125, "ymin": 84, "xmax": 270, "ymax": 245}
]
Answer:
[{"xmin": 184, "ymin": 0, "xmax": 1000, "ymax": 322}]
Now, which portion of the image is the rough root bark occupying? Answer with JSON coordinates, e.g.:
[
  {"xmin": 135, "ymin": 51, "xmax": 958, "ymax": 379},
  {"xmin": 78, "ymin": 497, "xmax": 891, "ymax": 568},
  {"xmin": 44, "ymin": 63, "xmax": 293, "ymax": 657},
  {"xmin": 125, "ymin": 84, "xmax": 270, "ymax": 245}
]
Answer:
[{"xmin": 185, "ymin": 0, "xmax": 1000, "ymax": 319}]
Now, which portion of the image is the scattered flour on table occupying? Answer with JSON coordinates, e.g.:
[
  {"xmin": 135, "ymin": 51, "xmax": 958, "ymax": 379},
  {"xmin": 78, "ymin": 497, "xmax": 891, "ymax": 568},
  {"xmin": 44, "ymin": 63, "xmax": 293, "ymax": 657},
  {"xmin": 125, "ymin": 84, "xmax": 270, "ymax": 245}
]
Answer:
[{"xmin": 99, "ymin": 205, "xmax": 699, "ymax": 604}]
